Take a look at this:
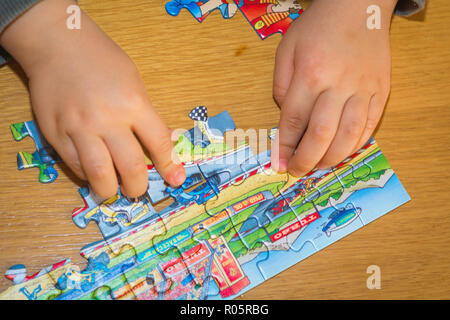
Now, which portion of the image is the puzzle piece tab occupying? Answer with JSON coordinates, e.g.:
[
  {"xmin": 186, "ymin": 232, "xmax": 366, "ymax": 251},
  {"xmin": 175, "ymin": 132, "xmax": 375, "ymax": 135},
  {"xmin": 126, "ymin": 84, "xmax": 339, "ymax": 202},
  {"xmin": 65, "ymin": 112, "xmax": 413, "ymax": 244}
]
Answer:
[{"xmin": 10, "ymin": 121, "xmax": 61, "ymax": 183}]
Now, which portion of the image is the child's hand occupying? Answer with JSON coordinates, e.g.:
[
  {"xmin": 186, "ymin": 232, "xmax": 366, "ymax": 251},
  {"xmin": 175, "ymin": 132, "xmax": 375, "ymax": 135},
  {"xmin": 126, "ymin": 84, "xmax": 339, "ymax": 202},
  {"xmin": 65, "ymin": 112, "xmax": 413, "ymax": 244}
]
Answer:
[
  {"xmin": 1, "ymin": 0, "xmax": 186, "ymax": 198},
  {"xmin": 272, "ymin": 0, "xmax": 397, "ymax": 176}
]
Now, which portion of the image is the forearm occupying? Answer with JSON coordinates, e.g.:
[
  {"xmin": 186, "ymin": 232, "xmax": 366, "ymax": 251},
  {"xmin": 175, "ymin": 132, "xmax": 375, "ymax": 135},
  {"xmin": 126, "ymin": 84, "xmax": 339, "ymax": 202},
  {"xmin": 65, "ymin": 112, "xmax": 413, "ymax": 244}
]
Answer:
[{"xmin": 310, "ymin": 0, "xmax": 398, "ymax": 31}]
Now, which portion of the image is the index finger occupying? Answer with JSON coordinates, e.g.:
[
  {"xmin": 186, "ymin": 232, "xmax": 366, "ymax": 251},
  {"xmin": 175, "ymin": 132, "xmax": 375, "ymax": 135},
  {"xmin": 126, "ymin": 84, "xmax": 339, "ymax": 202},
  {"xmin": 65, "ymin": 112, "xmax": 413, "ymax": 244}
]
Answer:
[{"xmin": 133, "ymin": 105, "xmax": 186, "ymax": 187}]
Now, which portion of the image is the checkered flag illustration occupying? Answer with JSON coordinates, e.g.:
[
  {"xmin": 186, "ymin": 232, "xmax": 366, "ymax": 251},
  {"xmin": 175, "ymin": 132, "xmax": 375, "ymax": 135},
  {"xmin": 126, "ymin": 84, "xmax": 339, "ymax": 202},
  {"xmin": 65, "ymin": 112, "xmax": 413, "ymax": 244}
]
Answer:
[{"xmin": 189, "ymin": 106, "xmax": 208, "ymax": 122}]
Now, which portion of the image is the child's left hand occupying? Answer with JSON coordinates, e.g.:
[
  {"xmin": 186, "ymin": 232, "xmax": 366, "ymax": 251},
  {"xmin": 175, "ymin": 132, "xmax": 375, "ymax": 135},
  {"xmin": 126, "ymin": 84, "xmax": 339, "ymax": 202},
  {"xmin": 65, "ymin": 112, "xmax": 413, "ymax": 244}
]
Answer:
[{"xmin": 272, "ymin": 0, "xmax": 397, "ymax": 176}]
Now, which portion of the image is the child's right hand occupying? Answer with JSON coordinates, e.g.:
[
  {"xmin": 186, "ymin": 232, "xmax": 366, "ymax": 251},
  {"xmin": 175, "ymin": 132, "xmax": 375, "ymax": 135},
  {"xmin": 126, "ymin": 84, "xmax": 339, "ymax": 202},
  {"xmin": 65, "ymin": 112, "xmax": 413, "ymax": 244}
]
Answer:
[{"xmin": 0, "ymin": 0, "xmax": 186, "ymax": 198}]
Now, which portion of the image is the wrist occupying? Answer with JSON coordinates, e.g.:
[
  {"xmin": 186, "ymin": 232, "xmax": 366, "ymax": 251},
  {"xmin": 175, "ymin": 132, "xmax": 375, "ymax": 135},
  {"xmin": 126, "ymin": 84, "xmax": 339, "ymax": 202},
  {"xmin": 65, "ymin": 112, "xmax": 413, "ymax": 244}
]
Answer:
[
  {"xmin": 316, "ymin": 0, "xmax": 399, "ymax": 12},
  {"xmin": 309, "ymin": 0, "xmax": 398, "ymax": 31},
  {"xmin": 0, "ymin": 0, "xmax": 79, "ymax": 75}
]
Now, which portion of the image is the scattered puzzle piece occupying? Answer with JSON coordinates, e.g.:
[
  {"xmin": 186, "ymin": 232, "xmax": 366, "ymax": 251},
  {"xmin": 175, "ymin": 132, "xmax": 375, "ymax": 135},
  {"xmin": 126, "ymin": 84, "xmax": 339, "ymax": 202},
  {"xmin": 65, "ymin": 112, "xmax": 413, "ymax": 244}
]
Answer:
[
  {"xmin": 235, "ymin": 0, "xmax": 304, "ymax": 39},
  {"xmin": 165, "ymin": 0, "xmax": 238, "ymax": 22},
  {"xmin": 10, "ymin": 121, "xmax": 61, "ymax": 183}
]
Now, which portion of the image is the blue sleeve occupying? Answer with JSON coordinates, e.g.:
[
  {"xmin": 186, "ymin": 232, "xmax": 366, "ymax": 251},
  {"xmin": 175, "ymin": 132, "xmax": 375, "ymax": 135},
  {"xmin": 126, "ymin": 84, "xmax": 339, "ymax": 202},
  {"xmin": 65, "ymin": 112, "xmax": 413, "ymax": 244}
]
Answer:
[{"xmin": 395, "ymin": 0, "xmax": 426, "ymax": 17}]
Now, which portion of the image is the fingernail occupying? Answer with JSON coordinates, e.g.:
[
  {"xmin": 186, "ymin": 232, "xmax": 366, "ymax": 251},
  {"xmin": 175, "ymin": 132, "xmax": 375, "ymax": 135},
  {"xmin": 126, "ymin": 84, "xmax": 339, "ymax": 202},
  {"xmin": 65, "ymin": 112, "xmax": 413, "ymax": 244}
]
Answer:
[
  {"xmin": 278, "ymin": 159, "xmax": 288, "ymax": 172},
  {"xmin": 172, "ymin": 168, "xmax": 186, "ymax": 186}
]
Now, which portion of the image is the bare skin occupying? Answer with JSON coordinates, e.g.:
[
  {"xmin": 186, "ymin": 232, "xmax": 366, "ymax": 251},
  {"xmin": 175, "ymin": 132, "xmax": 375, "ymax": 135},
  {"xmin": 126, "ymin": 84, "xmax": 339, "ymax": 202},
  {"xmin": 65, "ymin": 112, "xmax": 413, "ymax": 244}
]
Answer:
[
  {"xmin": 0, "ymin": 0, "xmax": 398, "ymax": 197},
  {"xmin": 272, "ymin": 0, "xmax": 397, "ymax": 176},
  {"xmin": 0, "ymin": 0, "xmax": 186, "ymax": 198}
]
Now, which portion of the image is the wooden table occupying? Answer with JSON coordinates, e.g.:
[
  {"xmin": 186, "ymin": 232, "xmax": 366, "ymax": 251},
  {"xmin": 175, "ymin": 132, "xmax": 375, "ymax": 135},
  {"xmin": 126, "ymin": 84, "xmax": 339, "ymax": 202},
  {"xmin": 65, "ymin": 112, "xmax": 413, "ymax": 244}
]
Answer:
[{"xmin": 0, "ymin": 0, "xmax": 448, "ymax": 299}]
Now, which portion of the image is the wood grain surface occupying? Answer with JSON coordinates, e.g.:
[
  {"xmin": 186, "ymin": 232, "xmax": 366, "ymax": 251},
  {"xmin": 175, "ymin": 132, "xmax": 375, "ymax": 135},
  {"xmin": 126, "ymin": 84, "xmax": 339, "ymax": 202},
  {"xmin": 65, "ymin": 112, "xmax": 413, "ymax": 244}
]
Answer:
[{"xmin": 0, "ymin": 0, "xmax": 448, "ymax": 299}]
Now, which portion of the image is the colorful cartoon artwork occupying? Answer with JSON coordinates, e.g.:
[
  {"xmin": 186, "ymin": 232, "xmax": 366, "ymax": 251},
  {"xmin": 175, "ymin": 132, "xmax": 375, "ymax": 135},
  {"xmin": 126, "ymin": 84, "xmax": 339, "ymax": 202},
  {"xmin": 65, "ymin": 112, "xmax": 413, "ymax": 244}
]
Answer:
[
  {"xmin": 1, "ymin": 107, "xmax": 410, "ymax": 300},
  {"xmin": 10, "ymin": 121, "xmax": 62, "ymax": 183},
  {"xmin": 234, "ymin": 0, "xmax": 304, "ymax": 39},
  {"xmin": 164, "ymin": 0, "xmax": 303, "ymax": 39},
  {"xmin": 165, "ymin": 0, "xmax": 238, "ymax": 22}
]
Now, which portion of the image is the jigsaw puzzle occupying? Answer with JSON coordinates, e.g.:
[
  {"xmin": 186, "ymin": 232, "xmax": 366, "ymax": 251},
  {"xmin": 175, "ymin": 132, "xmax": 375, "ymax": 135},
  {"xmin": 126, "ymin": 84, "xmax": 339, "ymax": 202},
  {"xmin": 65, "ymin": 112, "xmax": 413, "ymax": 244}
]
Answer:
[
  {"xmin": 1, "ymin": 107, "xmax": 410, "ymax": 300},
  {"xmin": 165, "ymin": 0, "xmax": 239, "ymax": 22},
  {"xmin": 10, "ymin": 121, "xmax": 62, "ymax": 183}
]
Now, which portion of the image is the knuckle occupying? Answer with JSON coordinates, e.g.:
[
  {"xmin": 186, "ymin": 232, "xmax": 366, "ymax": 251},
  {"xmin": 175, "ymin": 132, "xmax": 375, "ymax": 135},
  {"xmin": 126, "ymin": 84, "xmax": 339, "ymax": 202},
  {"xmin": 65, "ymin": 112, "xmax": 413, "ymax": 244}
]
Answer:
[
  {"xmin": 125, "ymin": 158, "xmax": 145, "ymax": 178},
  {"xmin": 87, "ymin": 162, "xmax": 111, "ymax": 181},
  {"xmin": 310, "ymin": 122, "xmax": 334, "ymax": 142},
  {"xmin": 273, "ymin": 83, "xmax": 288, "ymax": 105},
  {"xmin": 124, "ymin": 92, "xmax": 147, "ymax": 111},
  {"xmin": 365, "ymin": 118, "xmax": 379, "ymax": 132},
  {"xmin": 301, "ymin": 59, "xmax": 327, "ymax": 88},
  {"xmin": 68, "ymin": 159, "xmax": 84, "ymax": 175},
  {"xmin": 343, "ymin": 120, "xmax": 363, "ymax": 139},
  {"xmin": 283, "ymin": 113, "xmax": 306, "ymax": 132}
]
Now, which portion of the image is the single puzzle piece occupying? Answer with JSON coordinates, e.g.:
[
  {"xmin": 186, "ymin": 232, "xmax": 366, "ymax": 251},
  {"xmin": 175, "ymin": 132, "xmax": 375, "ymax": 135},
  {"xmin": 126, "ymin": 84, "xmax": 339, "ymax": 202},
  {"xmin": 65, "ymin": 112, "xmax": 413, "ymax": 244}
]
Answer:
[
  {"xmin": 185, "ymin": 107, "xmax": 236, "ymax": 148},
  {"xmin": 166, "ymin": 0, "xmax": 238, "ymax": 22},
  {"xmin": 10, "ymin": 121, "xmax": 61, "ymax": 183},
  {"xmin": 235, "ymin": 0, "xmax": 304, "ymax": 39}
]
